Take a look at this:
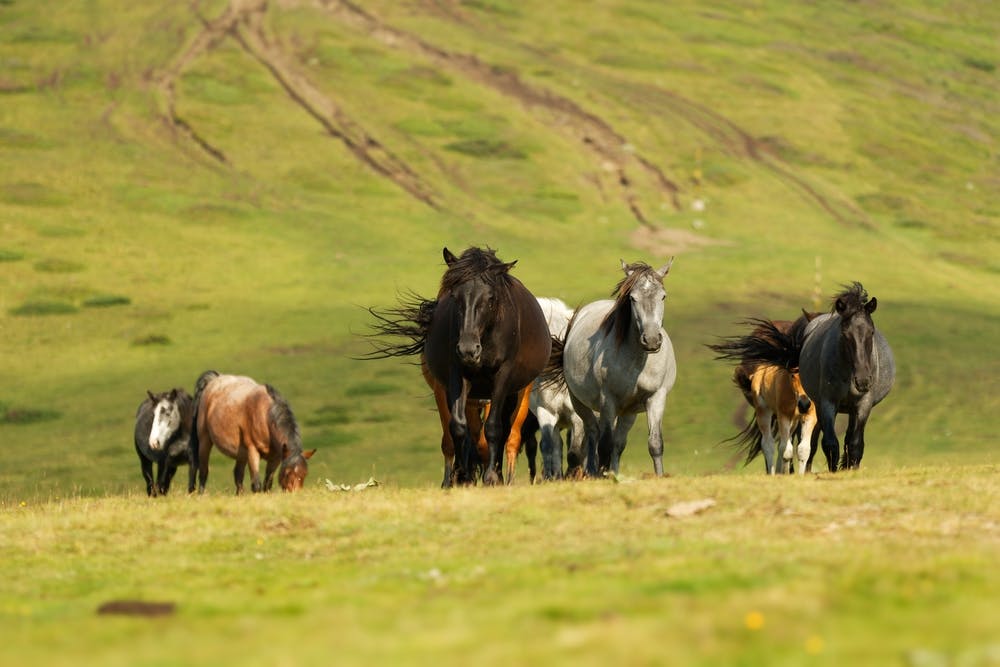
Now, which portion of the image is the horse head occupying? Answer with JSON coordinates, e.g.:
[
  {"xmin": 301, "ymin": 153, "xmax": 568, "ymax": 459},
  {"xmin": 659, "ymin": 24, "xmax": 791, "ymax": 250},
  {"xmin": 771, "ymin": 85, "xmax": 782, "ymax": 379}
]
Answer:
[
  {"xmin": 279, "ymin": 445, "xmax": 316, "ymax": 492},
  {"xmin": 619, "ymin": 258, "xmax": 673, "ymax": 352},
  {"xmin": 443, "ymin": 247, "xmax": 516, "ymax": 369},
  {"xmin": 834, "ymin": 283, "xmax": 878, "ymax": 393},
  {"xmin": 148, "ymin": 388, "xmax": 182, "ymax": 451}
]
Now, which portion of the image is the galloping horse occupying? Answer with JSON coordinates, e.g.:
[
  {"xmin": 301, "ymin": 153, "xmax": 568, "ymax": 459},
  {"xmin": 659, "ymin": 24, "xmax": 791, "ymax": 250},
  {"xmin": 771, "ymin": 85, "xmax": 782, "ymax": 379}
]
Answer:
[
  {"xmin": 549, "ymin": 259, "xmax": 677, "ymax": 477},
  {"xmin": 799, "ymin": 283, "xmax": 895, "ymax": 470},
  {"xmin": 709, "ymin": 316, "xmax": 818, "ymax": 474},
  {"xmin": 189, "ymin": 371, "xmax": 315, "ymax": 493},
  {"xmin": 134, "ymin": 388, "xmax": 194, "ymax": 496},
  {"xmin": 366, "ymin": 247, "xmax": 550, "ymax": 486}
]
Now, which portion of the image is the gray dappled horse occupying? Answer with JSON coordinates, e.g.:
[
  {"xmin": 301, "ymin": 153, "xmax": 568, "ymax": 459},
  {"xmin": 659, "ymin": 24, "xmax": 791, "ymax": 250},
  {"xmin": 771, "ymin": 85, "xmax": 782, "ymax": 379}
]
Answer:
[
  {"xmin": 799, "ymin": 283, "xmax": 895, "ymax": 471},
  {"xmin": 553, "ymin": 259, "xmax": 677, "ymax": 477}
]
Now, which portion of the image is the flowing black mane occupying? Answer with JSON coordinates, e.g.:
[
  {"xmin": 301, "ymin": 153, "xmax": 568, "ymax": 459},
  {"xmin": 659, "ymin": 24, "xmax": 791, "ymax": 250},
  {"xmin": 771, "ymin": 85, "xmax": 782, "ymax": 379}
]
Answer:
[
  {"xmin": 439, "ymin": 246, "xmax": 514, "ymax": 294},
  {"xmin": 708, "ymin": 312, "xmax": 818, "ymax": 372},
  {"xmin": 599, "ymin": 262, "xmax": 661, "ymax": 346}
]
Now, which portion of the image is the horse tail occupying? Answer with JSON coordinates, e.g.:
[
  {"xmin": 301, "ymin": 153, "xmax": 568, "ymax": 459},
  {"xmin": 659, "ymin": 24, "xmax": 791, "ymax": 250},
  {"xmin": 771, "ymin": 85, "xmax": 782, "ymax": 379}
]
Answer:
[
  {"xmin": 358, "ymin": 291, "xmax": 436, "ymax": 360},
  {"xmin": 265, "ymin": 384, "xmax": 301, "ymax": 456},
  {"xmin": 538, "ymin": 334, "xmax": 567, "ymax": 392},
  {"xmin": 707, "ymin": 318, "xmax": 801, "ymax": 370},
  {"xmin": 727, "ymin": 414, "xmax": 764, "ymax": 466}
]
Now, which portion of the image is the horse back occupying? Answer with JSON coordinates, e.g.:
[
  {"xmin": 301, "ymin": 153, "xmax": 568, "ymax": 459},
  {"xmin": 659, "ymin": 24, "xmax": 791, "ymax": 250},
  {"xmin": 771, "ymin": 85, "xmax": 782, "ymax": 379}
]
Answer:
[{"xmin": 198, "ymin": 375, "xmax": 274, "ymax": 457}]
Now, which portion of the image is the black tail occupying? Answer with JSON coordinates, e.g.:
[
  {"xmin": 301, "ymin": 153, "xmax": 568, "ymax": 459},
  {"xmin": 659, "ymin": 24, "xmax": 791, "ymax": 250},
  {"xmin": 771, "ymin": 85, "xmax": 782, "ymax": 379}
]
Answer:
[
  {"xmin": 538, "ymin": 334, "xmax": 567, "ymax": 392},
  {"xmin": 728, "ymin": 415, "xmax": 766, "ymax": 466},
  {"xmin": 357, "ymin": 291, "xmax": 436, "ymax": 360}
]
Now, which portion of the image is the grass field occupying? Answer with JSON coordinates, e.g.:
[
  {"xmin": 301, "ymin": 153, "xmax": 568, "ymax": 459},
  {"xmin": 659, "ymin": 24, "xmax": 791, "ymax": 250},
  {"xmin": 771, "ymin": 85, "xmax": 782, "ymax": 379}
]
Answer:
[{"xmin": 1, "ymin": 0, "xmax": 998, "ymax": 663}]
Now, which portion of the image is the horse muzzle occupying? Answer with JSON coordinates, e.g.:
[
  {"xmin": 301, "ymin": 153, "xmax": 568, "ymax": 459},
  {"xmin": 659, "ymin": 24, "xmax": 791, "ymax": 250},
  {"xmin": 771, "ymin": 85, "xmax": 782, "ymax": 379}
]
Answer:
[
  {"xmin": 853, "ymin": 377, "xmax": 872, "ymax": 393},
  {"xmin": 457, "ymin": 341, "xmax": 483, "ymax": 367},
  {"xmin": 640, "ymin": 332, "xmax": 662, "ymax": 353},
  {"xmin": 797, "ymin": 396, "xmax": 812, "ymax": 414}
]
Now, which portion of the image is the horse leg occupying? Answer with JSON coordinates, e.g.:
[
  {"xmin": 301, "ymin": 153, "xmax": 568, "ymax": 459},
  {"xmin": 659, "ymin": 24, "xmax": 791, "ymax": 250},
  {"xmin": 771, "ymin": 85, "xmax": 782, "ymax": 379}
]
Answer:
[
  {"xmin": 536, "ymin": 407, "xmax": 559, "ymax": 480},
  {"xmin": 447, "ymin": 376, "xmax": 474, "ymax": 485},
  {"xmin": 817, "ymin": 400, "xmax": 840, "ymax": 472},
  {"xmin": 197, "ymin": 427, "xmax": 212, "ymax": 494},
  {"xmin": 567, "ymin": 392, "xmax": 598, "ymax": 477},
  {"xmin": 502, "ymin": 384, "xmax": 534, "ymax": 486},
  {"xmin": 158, "ymin": 463, "xmax": 178, "ymax": 496},
  {"xmin": 776, "ymin": 414, "xmax": 794, "ymax": 475},
  {"xmin": 140, "ymin": 456, "xmax": 156, "ymax": 497},
  {"xmin": 247, "ymin": 445, "xmax": 264, "ymax": 493},
  {"xmin": 521, "ymin": 412, "xmax": 539, "ymax": 484},
  {"xmin": 596, "ymin": 404, "xmax": 618, "ymax": 476},
  {"xmin": 756, "ymin": 406, "xmax": 777, "ymax": 475},
  {"xmin": 796, "ymin": 410, "xmax": 818, "ymax": 475},
  {"xmin": 470, "ymin": 401, "xmax": 489, "ymax": 480},
  {"xmin": 263, "ymin": 456, "xmax": 280, "ymax": 491},
  {"xmin": 565, "ymin": 413, "xmax": 585, "ymax": 479},
  {"xmin": 609, "ymin": 413, "xmax": 637, "ymax": 475},
  {"xmin": 431, "ymin": 378, "xmax": 456, "ymax": 488},
  {"xmin": 845, "ymin": 399, "xmax": 873, "ymax": 469},
  {"xmin": 644, "ymin": 388, "xmax": 669, "ymax": 476},
  {"xmin": 232, "ymin": 448, "xmax": 248, "ymax": 495}
]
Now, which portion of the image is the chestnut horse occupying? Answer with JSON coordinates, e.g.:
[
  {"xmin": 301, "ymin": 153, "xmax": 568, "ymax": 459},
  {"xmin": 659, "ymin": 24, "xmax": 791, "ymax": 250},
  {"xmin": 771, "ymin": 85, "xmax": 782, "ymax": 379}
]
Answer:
[
  {"xmin": 188, "ymin": 371, "xmax": 315, "ymax": 493},
  {"xmin": 365, "ymin": 247, "xmax": 550, "ymax": 486}
]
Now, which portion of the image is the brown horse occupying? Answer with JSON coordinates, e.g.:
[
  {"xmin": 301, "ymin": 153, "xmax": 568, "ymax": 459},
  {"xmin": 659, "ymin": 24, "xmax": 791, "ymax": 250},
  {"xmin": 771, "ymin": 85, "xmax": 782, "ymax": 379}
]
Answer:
[
  {"xmin": 365, "ymin": 247, "xmax": 550, "ymax": 486},
  {"xmin": 189, "ymin": 371, "xmax": 315, "ymax": 494},
  {"xmin": 709, "ymin": 314, "xmax": 818, "ymax": 474}
]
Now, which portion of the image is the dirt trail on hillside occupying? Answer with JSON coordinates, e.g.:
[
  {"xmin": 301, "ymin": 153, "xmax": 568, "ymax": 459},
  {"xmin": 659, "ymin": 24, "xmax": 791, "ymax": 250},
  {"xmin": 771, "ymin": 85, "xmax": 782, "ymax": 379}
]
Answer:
[
  {"xmin": 411, "ymin": 0, "xmax": 867, "ymax": 228},
  {"xmin": 318, "ymin": 0, "xmax": 682, "ymax": 225},
  {"xmin": 157, "ymin": 0, "xmax": 439, "ymax": 207}
]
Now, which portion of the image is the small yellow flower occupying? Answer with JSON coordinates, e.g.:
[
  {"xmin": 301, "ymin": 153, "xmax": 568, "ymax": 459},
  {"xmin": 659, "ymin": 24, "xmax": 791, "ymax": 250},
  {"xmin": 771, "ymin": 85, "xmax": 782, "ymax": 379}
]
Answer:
[
  {"xmin": 744, "ymin": 611, "xmax": 765, "ymax": 630},
  {"xmin": 805, "ymin": 635, "xmax": 824, "ymax": 654},
  {"xmin": 19, "ymin": 501, "xmax": 26, "ymax": 507}
]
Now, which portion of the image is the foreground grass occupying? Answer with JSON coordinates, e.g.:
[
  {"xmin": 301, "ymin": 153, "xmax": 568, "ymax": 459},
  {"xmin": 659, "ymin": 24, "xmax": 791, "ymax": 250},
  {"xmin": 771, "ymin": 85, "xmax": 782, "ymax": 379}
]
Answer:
[{"xmin": 1, "ymin": 465, "xmax": 997, "ymax": 666}]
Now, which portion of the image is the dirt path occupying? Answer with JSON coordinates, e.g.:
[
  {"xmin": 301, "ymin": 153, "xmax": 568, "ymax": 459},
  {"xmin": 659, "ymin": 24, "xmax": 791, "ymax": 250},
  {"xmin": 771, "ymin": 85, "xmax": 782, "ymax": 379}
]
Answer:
[
  {"xmin": 157, "ymin": 0, "xmax": 439, "ymax": 207},
  {"xmin": 319, "ymin": 0, "xmax": 682, "ymax": 225}
]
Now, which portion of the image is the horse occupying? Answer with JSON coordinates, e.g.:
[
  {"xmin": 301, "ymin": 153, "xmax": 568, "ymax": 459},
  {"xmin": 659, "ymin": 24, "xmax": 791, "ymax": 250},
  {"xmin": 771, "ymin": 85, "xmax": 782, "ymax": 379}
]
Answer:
[
  {"xmin": 798, "ymin": 283, "xmax": 895, "ymax": 470},
  {"xmin": 364, "ymin": 247, "xmax": 551, "ymax": 486},
  {"xmin": 520, "ymin": 297, "xmax": 585, "ymax": 481},
  {"xmin": 549, "ymin": 259, "xmax": 677, "ymax": 477},
  {"xmin": 133, "ymin": 388, "xmax": 194, "ymax": 496},
  {"xmin": 189, "ymin": 370, "xmax": 315, "ymax": 493},
  {"xmin": 708, "ymin": 317, "xmax": 819, "ymax": 474}
]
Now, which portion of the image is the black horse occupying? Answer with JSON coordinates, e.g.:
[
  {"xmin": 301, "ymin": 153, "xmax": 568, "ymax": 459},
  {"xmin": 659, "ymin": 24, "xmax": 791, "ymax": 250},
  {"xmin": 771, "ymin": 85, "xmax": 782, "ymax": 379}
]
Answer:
[
  {"xmin": 366, "ymin": 247, "xmax": 551, "ymax": 486},
  {"xmin": 133, "ymin": 388, "xmax": 194, "ymax": 496},
  {"xmin": 799, "ymin": 283, "xmax": 895, "ymax": 470}
]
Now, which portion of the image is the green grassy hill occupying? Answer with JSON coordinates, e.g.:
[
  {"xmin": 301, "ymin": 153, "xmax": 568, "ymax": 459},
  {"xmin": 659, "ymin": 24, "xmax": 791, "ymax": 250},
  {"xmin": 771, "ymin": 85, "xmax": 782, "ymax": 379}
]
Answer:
[{"xmin": 1, "ymin": 0, "xmax": 998, "ymax": 498}]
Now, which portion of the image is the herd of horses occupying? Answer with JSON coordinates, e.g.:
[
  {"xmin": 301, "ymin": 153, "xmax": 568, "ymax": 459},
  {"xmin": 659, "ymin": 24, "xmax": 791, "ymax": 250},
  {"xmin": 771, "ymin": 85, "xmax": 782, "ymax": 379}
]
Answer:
[{"xmin": 133, "ymin": 245, "xmax": 895, "ymax": 495}]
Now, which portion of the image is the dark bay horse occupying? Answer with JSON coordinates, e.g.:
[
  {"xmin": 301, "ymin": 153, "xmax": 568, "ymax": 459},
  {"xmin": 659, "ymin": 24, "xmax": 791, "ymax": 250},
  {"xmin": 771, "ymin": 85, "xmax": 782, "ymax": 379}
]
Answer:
[
  {"xmin": 799, "ymin": 283, "xmax": 895, "ymax": 470},
  {"xmin": 189, "ymin": 370, "xmax": 315, "ymax": 493},
  {"xmin": 134, "ymin": 388, "xmax": 194, "ymax": 496},
  {"xmin": 365, "ymin": 247, "xmax": 551, "ymax": 486}
]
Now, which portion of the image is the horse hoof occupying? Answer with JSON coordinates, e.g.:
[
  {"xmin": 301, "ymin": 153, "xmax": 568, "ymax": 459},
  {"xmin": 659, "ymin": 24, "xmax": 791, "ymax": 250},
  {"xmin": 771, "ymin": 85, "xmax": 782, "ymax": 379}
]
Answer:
[{"xmin": 483, "ymin": 470, "xmax": 500, "ymax": 486}]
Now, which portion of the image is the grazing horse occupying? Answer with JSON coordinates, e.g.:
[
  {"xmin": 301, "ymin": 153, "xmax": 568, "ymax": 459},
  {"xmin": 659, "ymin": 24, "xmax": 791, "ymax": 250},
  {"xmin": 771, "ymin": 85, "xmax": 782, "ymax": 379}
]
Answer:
[
  {"xmin": 365, "ymin": 247, "xmax": 550, "ymax": 486},
  {"xmin": 708, "ymin": 316, "xmax": 818, "ymax": 474},
  {"xmin": 799, "ymin": 283, "xmax": 895, "ymax": 470},
  {"xmin": 521, "ymin": 297, "xmax": 585, "ymax": 481},
  {"xmin": 550, "ymin": 259, "xmax": 677, "ymax": 477},
  {"xmin": 133, "ymin": 388, "xmax": 194, "ymax": 496},
  {"xmin": 189, "ymin": 371, "xmax": 315, "ymax": 493}
]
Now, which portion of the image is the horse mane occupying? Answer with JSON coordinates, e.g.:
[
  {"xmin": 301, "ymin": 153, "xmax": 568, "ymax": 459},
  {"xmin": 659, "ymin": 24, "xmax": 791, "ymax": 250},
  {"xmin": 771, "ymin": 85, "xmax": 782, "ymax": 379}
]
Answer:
[
  {"xmin": 831, "ymin": 282, "xmax": 869, "ymax": 315},
  {"xmin": 438, "ymin": 246, "xmax": 514, "ymax": 295},
  {"xmin": 708, "ymin": 311, "xmax": 818, "ymax": 371},
  {"xmin": 599, "ymin": 262, "xmax": 661, "ymax": 347},
  {"xmin": 360, "ymin": 291, "xmax": 437, "ymax": 359},
  {"xmin": 265, "ymin": 384, "xmax": 303, "ymax": 458}
]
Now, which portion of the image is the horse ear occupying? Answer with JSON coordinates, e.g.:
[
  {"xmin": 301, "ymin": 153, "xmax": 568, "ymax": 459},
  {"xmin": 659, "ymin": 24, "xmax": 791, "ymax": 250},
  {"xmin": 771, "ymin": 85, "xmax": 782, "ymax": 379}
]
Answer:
[
  {"xmin": 620, "ymin": 259, "xmax": 631, "ymax": 275},
  {"xmin": 443, "ymin": 247, "xmax": 459, "ymax": 265},
  {"xmin": 303, "ymin": 448, "xmax": 316, "ymax": 459},
  {"xmin": 499, "ymin": 260, "xmax": 517, "ymax": 273},
  {"xmin": 656, "ymin": 257, "xmax": 675, "ymax": 279},
  {"xmin": 866, "ymin": 296, "xmax": 878, "ymax": 314},
  {"xmin": 147, "ymin": 390, "xmax": 156, "ymax": 402},
  {"xmin": 835, "ymin": 297, "xmax": 847, "ymax": 314}
]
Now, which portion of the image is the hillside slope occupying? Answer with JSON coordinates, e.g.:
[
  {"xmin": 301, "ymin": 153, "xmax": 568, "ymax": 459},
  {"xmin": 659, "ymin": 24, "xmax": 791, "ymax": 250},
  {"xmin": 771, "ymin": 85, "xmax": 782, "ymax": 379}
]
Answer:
[{"xmin": 0, "ymin": 0, "xmax": 997, "ymax": 496}]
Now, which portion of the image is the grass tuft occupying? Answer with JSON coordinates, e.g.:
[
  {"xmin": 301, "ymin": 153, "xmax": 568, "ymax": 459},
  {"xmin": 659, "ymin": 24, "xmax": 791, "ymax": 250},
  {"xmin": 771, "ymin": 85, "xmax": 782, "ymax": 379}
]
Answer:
[
  {"xmin": 34, "ymin": 258, "xmax": 84, "ymax": 273},
  {"xmin": 0, "ymin": 249, "xmax": 24, "ymax": 262},
  {"xmin": 9, "ymin": 300, "xmax": 78, "ymax": 316},
  {"xmin": 131, "ymin": 334, "xmax": 171, "ymax": 346},
  {"xmin": 82, "ymin": 294, "xmax": 131, "ymax": 308}
]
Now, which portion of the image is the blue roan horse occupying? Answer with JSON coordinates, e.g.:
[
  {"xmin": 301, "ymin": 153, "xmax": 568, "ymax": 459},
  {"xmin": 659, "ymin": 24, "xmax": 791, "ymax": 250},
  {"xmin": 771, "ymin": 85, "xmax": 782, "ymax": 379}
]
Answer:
[{"xmin": 799, "ymin": 283, "xmax": 895, "ymax": 470}]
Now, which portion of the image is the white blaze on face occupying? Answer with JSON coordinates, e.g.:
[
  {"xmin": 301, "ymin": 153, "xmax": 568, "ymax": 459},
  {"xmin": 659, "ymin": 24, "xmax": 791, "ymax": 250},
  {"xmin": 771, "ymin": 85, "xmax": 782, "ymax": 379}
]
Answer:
[{"xmin": 149, "ymin": 399, "xmax": 179, "ymax": 450}]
